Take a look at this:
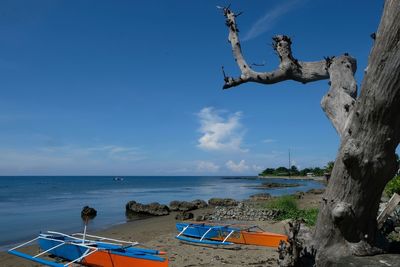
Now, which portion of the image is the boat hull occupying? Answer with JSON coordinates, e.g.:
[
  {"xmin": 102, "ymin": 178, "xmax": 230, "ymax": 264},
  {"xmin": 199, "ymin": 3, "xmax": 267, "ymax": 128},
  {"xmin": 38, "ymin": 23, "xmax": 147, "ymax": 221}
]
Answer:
[
  {"xmin": 176, "ymin": 222, "xmax": 287, "ymax": 248},
  {"xmin": 214, "ymin": 230, "xmax": 288, "ymax": 247},
  {"xmin": 38, "ymin": 235, "xmax": 168, "ymax": 267},
  {"xmin": 82, "ymin": 250, "xmax": 168, "ymax": 267}
]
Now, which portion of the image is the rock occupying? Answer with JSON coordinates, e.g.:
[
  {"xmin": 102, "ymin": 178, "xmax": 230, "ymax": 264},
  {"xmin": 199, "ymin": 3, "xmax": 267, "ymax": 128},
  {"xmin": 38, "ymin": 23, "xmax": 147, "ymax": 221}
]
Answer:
[
  {"xmin": 208, "ymin": 198, "xmax": 238, "ymax": 207},
  {"xmin": 175, "ymin": 211, "xmax": 194, "ymax": 221},
  {"xmin": 294, "ymin": 191, "xmax": 305, "ymax": 199},
  {"xmin": 382, "ymin": 218, "xmax": 395, "ymax": 235},
  {"xmin": 191, "ymin": 199, "xmax": 208, "ymax": 209},
  {"xmin": 126, "ymin": 201, "xmax": 169, "ymax": 216},
  {"xmin": 306, "ymin": 188, "xmax": 325, "ymax": 194},
  {"xmin": 194, "ymin": 213, "xmax": 211, "ymax": 221},
  {"xmin": 254, "ymin": 182, "xmax": 300, "ymax": 189},
  {"xmin": 195, "ymin": 215, "xmax": 205, "ymax": 221},
  {"xmin": 381, "ymin": 195, "xmax": 390, "ymax": 202},
  {"xmin": 249, "ymin": 193, "xmax": 272, "ymax": 201},
  {"xmin": 81, "ymin": 206, "xmax": 97, "ymax": 220},
  {"xmin": 169, "ymin": 201, "xmax": 197, "ymax": 211}
]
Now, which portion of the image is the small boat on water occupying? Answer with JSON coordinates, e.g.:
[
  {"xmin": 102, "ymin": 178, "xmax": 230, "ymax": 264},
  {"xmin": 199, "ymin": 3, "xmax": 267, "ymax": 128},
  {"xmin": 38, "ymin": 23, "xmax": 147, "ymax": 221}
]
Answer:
[
  {"xmin": 113, "ymin": 177, "xmax": 124, "ymax": 181},
  {"xmin": 176, "ymin": 222, "xmax": 287, "ymax": 248},
  {"xmin": 8, "ymin": 231, "xmax": 168, "ymax": 267}
]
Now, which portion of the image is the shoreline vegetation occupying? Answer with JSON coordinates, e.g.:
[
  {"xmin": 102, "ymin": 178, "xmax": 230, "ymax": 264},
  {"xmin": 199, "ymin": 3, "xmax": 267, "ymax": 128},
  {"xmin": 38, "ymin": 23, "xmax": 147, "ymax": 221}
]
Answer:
[
  {"xmin": 258, "ymin": 162, "xmax": 334, "ymax": 178},
  {"xmin": 0, "ymin": 188, "xmax": 325, "ymax": 267},
  {"xmin": 223, "ymin": 175, "xmax": 327, "ymax": 181}
]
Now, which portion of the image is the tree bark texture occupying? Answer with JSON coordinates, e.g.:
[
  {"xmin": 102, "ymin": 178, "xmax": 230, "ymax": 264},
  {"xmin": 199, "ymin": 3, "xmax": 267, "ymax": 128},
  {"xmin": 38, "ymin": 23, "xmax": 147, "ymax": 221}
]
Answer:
[
  {"xmin": 220, "ymin": 0, "xmax": 400, "ymax": 265},
  {"xmin": 314, "ymin": 0, "xmax": 400, "ymax": 263}
]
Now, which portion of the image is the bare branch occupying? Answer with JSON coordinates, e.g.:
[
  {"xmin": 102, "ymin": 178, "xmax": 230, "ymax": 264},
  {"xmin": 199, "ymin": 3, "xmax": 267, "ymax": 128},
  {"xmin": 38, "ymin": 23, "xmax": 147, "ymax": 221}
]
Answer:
[
  {"xmin": 222, "ymin": 8, "xmax": 330, "ymax": 90},
  {"xmin": 221, "ymin": 7, "xmax": 358, "ymax": 138},
  {"xmin": 221, "ymin": 66, "xmax": 229, "ymax": 83}
]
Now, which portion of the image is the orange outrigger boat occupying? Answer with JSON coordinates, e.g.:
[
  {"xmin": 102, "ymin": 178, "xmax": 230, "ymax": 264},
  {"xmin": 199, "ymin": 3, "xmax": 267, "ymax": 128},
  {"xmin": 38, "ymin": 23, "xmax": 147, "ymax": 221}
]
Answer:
[
  {"xmin": 8, "ymin": 231, "xmax": 168, "ymax": 267},
  {"xmin": 176, "ymin": 222, "xmax": 287, "ymax": 248}
]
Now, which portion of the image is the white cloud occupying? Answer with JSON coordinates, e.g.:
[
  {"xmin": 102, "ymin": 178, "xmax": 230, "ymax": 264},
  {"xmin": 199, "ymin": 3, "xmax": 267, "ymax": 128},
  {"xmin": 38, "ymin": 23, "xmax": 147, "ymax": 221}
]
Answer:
[
  {"xmin": 197, "ymin": 107, "xmax": 246, "ymax": 152},
  {"xmin": 197, "ymin": 161, "xmax": 220, "ymax": 172},
  {"xmin": 243, "ymin": 0, "xmax": 301, "ymax": 41},
  {"xmin": 226, "ymin": 160, "xmax": 250, "ymax": 173}
]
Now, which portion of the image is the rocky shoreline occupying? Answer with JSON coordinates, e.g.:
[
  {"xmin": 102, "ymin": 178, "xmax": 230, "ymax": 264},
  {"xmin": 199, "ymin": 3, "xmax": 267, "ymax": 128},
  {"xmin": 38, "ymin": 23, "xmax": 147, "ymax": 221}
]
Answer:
[
  {"xmin": 247, "ymin": 182, "xmax": 301, "ymax": 189},
  {"xmin": 125, "ymin": 189, "xmax": 325, "ymax": 223},
  {"xmin": 210, "ymin": 202, "xmax": 282, "ymax": 221}
]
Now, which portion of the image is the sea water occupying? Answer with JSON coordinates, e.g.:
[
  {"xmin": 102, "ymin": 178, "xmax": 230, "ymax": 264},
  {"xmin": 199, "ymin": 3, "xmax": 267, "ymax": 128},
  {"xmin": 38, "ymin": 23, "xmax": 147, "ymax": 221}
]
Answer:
[{"xmin": 0, "ymin": 176, "xmax": 324, "ymax": 249}]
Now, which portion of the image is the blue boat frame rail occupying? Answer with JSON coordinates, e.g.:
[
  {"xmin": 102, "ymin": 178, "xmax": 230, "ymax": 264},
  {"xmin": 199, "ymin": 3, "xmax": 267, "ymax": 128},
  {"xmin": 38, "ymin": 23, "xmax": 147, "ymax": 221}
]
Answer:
[{"xmin": 7, "ymin": 231, "xmax": 140, "ymax": 267}]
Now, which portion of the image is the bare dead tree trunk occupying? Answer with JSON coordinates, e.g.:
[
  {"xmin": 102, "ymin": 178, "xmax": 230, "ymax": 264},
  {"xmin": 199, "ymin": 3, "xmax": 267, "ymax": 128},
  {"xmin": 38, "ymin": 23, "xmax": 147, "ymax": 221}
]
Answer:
[
  {"xmin": 314, "ymin": 1, "xmax": 400, "ymax": 263},
  {"xmin": 219, "ymin": 0, "xmax": 400, "ymax": 265}
]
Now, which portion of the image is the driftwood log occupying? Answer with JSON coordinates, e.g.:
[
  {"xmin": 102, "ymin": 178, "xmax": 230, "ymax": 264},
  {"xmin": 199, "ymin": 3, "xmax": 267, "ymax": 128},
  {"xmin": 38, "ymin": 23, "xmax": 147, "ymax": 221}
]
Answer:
[{"xmin": 220, "ymin": 0, "xmax": 400, "ymax": 266}]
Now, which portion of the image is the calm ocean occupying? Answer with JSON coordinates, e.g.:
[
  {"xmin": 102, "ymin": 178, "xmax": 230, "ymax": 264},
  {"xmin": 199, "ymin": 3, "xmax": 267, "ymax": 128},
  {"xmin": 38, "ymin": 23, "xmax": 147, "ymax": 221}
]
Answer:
[{"xmin": 0, "ymin": 176, "xmax": 324, "ymax": 250}]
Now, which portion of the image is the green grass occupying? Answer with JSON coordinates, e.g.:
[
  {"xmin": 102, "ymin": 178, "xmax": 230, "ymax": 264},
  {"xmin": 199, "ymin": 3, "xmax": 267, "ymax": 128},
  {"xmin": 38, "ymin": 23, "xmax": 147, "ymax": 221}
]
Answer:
[
  {"xmin": 385, "ymin": 175, "xmax": 400, "ymax": 196},
  {"xmin": 263, "ymin": 195, "xmax": 319, "ymax": 226}
]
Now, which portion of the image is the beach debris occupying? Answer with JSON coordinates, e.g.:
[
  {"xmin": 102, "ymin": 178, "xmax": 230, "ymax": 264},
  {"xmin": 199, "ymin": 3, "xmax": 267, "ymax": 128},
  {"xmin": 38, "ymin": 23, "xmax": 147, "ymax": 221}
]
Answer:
[
  {"xmin": 126, "ymin": 201, "xmax": 170, "ymax": 216},
  {"xmin": 278, "ymin": 220, "xmax": 315, "ymax": 266},
  {"xmin": 377, "ymin": 193, "xmax": 400, "ymax": 229}
]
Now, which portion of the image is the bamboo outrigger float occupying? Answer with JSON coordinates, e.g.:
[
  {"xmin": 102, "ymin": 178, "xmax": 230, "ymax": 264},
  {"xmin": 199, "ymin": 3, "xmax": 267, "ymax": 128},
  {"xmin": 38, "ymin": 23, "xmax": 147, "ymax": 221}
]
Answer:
[
  {"xmin": 8, "ymin": 231, "xmax": 168, "ymax": 267},
  {"xmin": 176, "ymin": 222, "xmax": 287, "ymax": 248}
]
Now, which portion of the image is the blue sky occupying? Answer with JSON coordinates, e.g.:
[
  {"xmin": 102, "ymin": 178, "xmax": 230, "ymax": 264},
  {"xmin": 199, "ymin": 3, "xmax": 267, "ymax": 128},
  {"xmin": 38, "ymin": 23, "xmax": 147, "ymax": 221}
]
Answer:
[{"xmin": 0, "ymin": 0, "xmax": 387, "ymax": 175}]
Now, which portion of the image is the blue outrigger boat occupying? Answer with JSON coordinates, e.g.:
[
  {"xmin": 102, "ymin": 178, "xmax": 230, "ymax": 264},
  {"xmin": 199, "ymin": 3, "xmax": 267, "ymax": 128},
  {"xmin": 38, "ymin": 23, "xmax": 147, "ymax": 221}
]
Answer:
[
  {"xmin": 8, "ymin": 231, "xmax": 168, "ymax": 267},
  {"xmin": 176, "ymin": 222, "xmax": 287, "ymax": 247},
  {"xmin": 176, "ymin": 222, "xmax": 236, "ymax": 245}
]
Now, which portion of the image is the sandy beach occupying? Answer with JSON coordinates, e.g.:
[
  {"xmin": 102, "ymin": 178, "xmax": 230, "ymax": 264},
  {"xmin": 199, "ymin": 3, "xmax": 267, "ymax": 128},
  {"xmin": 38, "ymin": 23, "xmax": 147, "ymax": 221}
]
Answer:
[{"xmin": 0, "ymin": 192, "xmax": 323, "ymax": 267}]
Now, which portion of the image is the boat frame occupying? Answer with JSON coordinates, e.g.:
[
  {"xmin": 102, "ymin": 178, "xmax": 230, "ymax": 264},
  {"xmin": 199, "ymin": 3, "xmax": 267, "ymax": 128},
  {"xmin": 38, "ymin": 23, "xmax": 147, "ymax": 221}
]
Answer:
[
  {"xmin": 176, "ymin": 222, "xmax": 288, "ymax": 247},
  {"xmin": 7, "ymin": 231, "xmax": 148, "ymax": 267},
  {"xmin": 176, "ymin": 224, "xmax": 236, "ymax": 245}
]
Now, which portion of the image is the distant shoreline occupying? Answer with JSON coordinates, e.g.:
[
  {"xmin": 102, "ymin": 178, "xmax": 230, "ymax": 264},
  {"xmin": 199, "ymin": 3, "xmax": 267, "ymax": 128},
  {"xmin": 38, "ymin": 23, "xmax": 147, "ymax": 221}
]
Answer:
[{"xmin": 258, "ymin": 175, "xmax": 326, "ymax": 181}]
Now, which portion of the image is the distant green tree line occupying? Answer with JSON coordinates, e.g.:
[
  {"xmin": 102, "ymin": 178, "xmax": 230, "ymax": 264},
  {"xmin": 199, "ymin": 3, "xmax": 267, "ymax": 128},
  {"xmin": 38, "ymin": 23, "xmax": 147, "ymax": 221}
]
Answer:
[
  {"xmin": 259, "ymin": 162, "xmax": 334, "ymax": 177},
  {"xmin": 258, "ymin": 154, "xmax": 398, "ymax": 178}
]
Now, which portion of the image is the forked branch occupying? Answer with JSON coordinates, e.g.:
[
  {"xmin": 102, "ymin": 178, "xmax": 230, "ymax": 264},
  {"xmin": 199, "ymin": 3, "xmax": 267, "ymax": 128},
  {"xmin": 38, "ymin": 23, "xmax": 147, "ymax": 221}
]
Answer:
[
  {"xmin": 222, "ymin": 7, "xmax": 330, "ymax": 89},
  {"xmin": 221, "ymin": 7, "xmax": 358, "ymax": 137}
]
